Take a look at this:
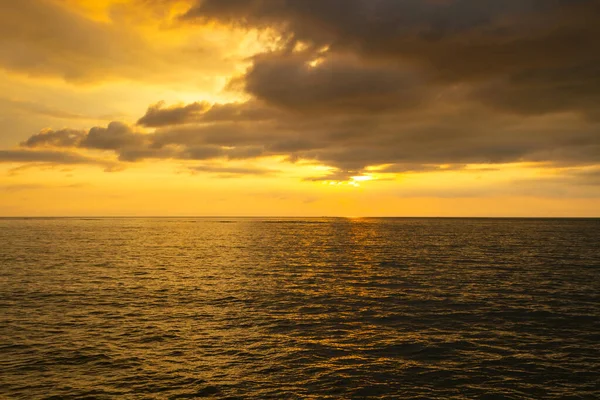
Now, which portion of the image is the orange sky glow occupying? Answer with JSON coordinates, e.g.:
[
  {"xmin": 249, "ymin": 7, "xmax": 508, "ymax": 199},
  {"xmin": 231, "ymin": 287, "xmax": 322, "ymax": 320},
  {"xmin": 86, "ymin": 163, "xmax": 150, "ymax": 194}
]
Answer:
[{"xmin": 1, "ymin": 0, "xmax": 598, "ymax": 216}]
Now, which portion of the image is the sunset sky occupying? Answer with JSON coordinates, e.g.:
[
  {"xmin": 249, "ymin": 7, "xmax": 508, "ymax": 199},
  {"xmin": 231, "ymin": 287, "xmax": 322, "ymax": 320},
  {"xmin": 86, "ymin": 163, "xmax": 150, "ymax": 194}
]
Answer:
[{"xmin": 1, "ymin": 0, "xmax": 598, "ymax": 216}]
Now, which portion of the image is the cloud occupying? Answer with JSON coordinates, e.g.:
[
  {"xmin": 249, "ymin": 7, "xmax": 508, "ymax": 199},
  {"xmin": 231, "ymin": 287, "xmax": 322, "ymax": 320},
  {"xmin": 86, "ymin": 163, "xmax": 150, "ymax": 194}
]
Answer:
[
  {"xmin": 474, "ymin": 65, "xmax": 600, "ymax": 118},
  {"xmin": 81, "ymin": 122, "xmax": 146, "ymax": 151},
  {"xmin": 530, "ymin": 167, "xmax": 600, "ymax": 188},
  {"xmin": 18, "ymin": 118, "xmax": 272, "ymax": 164},
  {"xmin": 14, "ymin": 97, "xmax": 600, "ymax": 182},
  {"xmin": 184, "ymin": 0, "xmax": 598, "ymax": 66},
  {"xmin": 21, "ymin": 122, "xmax": 148, "ymax": 157},
  {"xmin": 238, "ymin": 51, "xmax": 426, "ymax": 113},
  {"xmin": 0, "ymin": 149, "xmax": 108, "ymax": 166},
  {"xmin": 389, "ymin": 168, "xmax": 600, "ymax": 199},
  {"xmin": 5, "ymin": 1, "xmax": 600, "ymax": 184},
  {"xmin": 137, "ymin": 100, "xmax": 285, "ymax": 127},
  {"xmin": 504, "ymin": 169, "xmax": 600, "ymax": 198},
  {"xmin": 190, "ymin": 165, "xmax": 279, "ymax": 177},
  {"xmin": 570, "ymin": 168, "xmax": 600, "ymax": 186},
  {"xmin": 183, "ymin": 0, "xmax": 600, "ymax": 118},
  {"xmin": 21, "ymin": 129, "xmax": 86, "ymax": 148},
  {"xmin": 377, "ymin": 164, "xmax": 469, "ymax": 174},
  {"xmin": 137, "ymin": 101, "xmax": 210, "ymax": 127}
]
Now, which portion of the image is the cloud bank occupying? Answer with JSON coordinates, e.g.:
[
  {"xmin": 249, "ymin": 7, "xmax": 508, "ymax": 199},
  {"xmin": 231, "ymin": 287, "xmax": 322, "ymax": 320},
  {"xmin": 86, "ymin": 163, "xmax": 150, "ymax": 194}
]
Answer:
[{"xmin": 3, "ymin": 0, "xmax": 599, "ymax": 185}]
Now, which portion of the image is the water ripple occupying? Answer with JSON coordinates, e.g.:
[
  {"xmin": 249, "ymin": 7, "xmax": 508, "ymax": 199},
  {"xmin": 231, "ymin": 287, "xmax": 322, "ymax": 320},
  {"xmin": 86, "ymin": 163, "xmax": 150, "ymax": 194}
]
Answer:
[{"xmin": 0, "ymin": 218, "xmax": 599, "ymax": 398}]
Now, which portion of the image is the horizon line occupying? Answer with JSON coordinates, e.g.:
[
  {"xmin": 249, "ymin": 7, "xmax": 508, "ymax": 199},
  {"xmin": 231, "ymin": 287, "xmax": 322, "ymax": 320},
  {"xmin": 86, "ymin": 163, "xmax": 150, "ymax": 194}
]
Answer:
[{"xmin": 1, "ymin": 216, "xmax": 599, "ymax": 219}]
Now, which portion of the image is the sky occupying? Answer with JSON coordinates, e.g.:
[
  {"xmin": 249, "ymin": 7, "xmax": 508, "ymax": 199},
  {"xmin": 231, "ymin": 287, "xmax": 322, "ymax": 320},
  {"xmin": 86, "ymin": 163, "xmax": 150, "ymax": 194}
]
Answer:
[{"xmin": 0, "ymin": 0, "xmax": 599, "ymax": 217}]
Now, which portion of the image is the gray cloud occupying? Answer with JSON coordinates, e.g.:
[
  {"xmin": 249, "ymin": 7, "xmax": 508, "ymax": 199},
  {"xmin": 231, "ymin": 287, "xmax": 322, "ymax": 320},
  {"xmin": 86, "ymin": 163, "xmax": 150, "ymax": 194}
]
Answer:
[
  {"xmin": 2, "ymin": 0, "xmax": 599, "ymax": 194},
  {"xmin": 8, "ymin": 1, "xmax": 600, "ymax": 183},
  {"xmin": 0, "ymin": 149, "xmax": 108, "ymax": 166},
  {"xmin": 190, "ymin": 165, "xmax": 279, "ymax": 177},
  {"xmin": 183, "ymin": 0, "xmax": 600, "ymax": 118},
  {"xmin": 530, "ymin": 167, "xmax": 600, "ymax": 188},
  {"xmin": 81, "ymin": 122, "xmax": 146, "ymax": 151},
  {"xmin": 22, "ymin": 122, "xmax": 148, "ymax": 154},
  {"xmin": 137, "ymin": 100, "xmax": 285, "ymax": 127},
  {"xmin": 137, "ymin": 101, "xmax": 210, "ymax": 127},
  {"xmin": 474, "ymin": 64, "xmax": 600, "ymax": 118},
  {"xmin": 15, "ymin": 98, "xmax": 600, "ymax": 183},
  {"xmin": 184, "ymin": 0, "xmax": 598, "ymax": 67},
  {"xmin": 202, "ymin": 101, "xmax": 282, "ymax": 122},
  {"xmin": 388, "ymin": 169, "xmax": 600, "ymax": 199},
  {"xmin": 21, "ymin": 129, "xmax": 86, "ymax": 148},
  {"xmin": 239, "ymin": 52, "xmax": 426, "ymax": 113},
  {"xmin": 378, "ymin": 164, "xmax": 470, "ymax": 174},
  {"xmin": 117, "ymin": 146, "xmax": 178, "ymax": 162},
  {"xmin": 571, "ymin": 168, "xmax": 600, "ymax": 186}
]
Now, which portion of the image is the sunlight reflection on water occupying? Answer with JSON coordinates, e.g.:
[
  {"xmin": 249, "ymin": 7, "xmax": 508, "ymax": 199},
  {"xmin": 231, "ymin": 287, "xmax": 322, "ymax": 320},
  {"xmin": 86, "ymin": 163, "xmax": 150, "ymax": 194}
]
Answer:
[{"xmin": 1, "ymin": 218, "xmax": 599, "ymax": 399}]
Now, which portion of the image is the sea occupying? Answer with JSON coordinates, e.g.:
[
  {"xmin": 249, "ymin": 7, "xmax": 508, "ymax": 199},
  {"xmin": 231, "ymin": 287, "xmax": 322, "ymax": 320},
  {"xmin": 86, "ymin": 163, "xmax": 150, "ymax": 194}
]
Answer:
[{"xmin": 1, "ymin": 217, "xmax": 599, "ymax": 399}]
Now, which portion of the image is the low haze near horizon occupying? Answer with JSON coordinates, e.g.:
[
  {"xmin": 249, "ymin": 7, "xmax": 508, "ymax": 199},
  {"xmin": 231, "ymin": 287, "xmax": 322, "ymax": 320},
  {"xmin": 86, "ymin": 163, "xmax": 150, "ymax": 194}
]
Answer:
[{"xmin": 1, "ymin": 0, "xmax": 599, "ymax": 217}]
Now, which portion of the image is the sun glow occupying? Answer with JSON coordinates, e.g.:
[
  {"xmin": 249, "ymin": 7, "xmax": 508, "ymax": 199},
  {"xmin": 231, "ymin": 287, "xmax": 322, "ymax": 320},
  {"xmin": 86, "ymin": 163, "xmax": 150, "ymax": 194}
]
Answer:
[
  {"xmin": 0, "ymin": 1, "xmax": 598, "ymax": 217},
  {"xmin": 351, "ymin": 175, "xmax": 374, "ymax": 182}
]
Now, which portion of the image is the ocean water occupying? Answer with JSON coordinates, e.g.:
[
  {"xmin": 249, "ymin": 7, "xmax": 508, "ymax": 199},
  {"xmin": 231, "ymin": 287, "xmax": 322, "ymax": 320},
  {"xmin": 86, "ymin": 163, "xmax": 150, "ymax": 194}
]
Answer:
[{"xmin": 1, "ymin": 217, "xmax": 599, "ymax": 399}]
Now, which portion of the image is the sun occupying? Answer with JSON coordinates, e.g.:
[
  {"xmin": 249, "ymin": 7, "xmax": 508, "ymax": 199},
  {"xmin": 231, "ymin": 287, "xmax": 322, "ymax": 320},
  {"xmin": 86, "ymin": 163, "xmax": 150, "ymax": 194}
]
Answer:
[{"xmin": 351, "ymin": 175, "xmax": 374, "ymax": 182}]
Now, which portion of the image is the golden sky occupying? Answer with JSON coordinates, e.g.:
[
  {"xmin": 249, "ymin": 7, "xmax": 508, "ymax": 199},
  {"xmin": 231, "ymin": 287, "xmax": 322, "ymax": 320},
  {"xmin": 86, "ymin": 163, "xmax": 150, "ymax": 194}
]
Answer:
[{"xmin": 0, "ymin": 0, "xmax": 599, "ymax": 216}]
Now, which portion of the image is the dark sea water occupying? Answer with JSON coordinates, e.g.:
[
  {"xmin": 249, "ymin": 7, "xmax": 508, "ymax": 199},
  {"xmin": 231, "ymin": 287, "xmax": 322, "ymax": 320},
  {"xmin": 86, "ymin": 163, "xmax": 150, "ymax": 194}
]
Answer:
[{"xmin": 1, "ymin": 218, "xmax": 599, "ymax": 399}]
